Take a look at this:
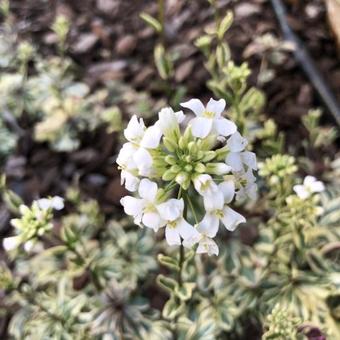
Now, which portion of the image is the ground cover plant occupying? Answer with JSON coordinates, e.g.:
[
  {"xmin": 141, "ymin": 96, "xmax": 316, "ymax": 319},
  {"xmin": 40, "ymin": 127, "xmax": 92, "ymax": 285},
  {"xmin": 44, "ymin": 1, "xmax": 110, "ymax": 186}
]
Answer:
[{"xmin": 0, "ymin": 0, "xmax": 339, "ymax": 339}]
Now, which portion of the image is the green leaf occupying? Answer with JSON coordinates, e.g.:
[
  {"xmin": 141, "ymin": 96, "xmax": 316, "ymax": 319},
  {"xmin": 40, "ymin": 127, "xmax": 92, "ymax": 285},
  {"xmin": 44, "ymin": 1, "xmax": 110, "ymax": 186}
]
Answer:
[
  {"xmin": 216, "ymin": 42, "xmax": 231, "ymax": 69},
  {"xmin": 239, "ymin": 87, "xmax": 265, "ymax": 114},
  {"xmin": 195, "ymin": 35, "xmax": 213, "ymax": 50},
  {"xmin": 162, "ymin": 296, "xmax": 184, "ymax": 320},
  {"xmin": 217, "ymin": 11, "xmax": 233, "ymax": 40},
  {"xmin": 174, "ymin": 282, "xmax": 196, "ymax": 301},
  {"xmin": 157, "ymin": 274, "xmax": 178, "ymax": 293},
  {"xmin": 158, "ymin": 254, "xmax": 180, "ymax": 271},
  {"xmin": 154, "ymin": 44, "xmax": 172, "ymax": 80},
  {"xmin": 140, "ymin": 12, "xmax": 162, "ymax": 33}
]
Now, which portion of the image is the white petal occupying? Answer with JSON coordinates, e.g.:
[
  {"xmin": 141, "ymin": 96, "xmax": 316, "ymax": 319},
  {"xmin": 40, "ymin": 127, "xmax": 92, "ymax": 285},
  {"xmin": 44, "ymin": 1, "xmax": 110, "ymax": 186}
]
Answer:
[
  {"xmin": 303, "ymin": 175, "xmax": 316, "ymax": 186},
  {"xmin": 197, "ymin": 237, "xmax": 219, "ymax": 256},
  {"xmin": 133, "ymin": 148, "xmax": 153, "ymax": 176},
  {"xmin": 221, "ymin": 206, "xmax": 246, "ymax": 231},
  {"xmin": 116, "ymin": 143, "xmax": 137, "ymax": 168},
  {"xmin": 190, "ymin": 117, "xmax": 213, "ymax": 138},
  {"xmin": 121, "ymin": 171, "xmax": 140, "ymax": 192},
  {"xmin": 206, "ymin": 98, "xmax": 226, "ymax": 117},
  {"xmin": 165, "ymin": 226, "xmax": 181, "ymax": 246},
  {"xmin": 24, "ymin": 240, "xmax": 35, "ymax": 252},
  {"xmin": 142, "ymin": 212, "xmax": 165, "ymax": 231},
  {"xmin": 245, "ymin": 183, "xmax": 257, "ymax": 201},
  {"xmin": 241, "ymin": 151, "xmax": 257, "ymax": 170},
  {"xmin": 227, "ymin": 132, "xmax": 248, "ymax": 152},
  {"xmin": 183, "ymin": 233, "xmax": 201, "ymax": 248},
  {"xmin": 124, "ymin": 115, "xmax": 145, "ymax": 143},
  {"xmin": 176, "ymin": 218, "xmax": 200, "ymax": 241},
  {"xmin": 193, "ymin": 174, "xmax": 217, "ymax": 196},
  {"xmin": 203, "ymin": 190, "xmax": 224, "ymax": 211},
  {"xmin": 140, "ymin": 125, "xmax": 162, "ymax": 149},
  {"xmin": 3, "ymin": 236, "xmax": 20, "ymax": 251},
  {"xmin": 138, "ymin": 178, "xmax": 158, "ymax": 201},
  {"xmin": 197, "ymin": 213, "xmax": 219, "ymax": 238},
  {"xmin": 213, "ymin": 118, "xmax": 237, "ymax": 137},
  {"xmin": 311, "ymin": 181, "xmax": 325, "ymax": 193},
  {"xmin": 157, "ymin": 198, "xmax": 184, "ymax": 221},
  {"xmin": 218, "ymin": 180, "xmax": 235, "ymax": 204},
  {"xmin": 293, "ymin": 185, "xmax": 310, "ymax": 199},
  {"xmin": 120, "ymin": 196, "xmax": 144, "ymax": 219},
  {"xmin": 36, "ymin": 198, "xmax": 52, "ymax": 210},
  {"xmin": 226, "ymin": 152, "xmax": 243, "ymax": 172},
  {"xmin": 50, "ymin": 196, "xmax": 64, "ymax": 210},
  {"xmin": 175, "ymin": 110, "xmax": 185, "ymax": 123},
  {"xmin": 244, "ymin": 168, "xmax": 256, "ymax": 184},
  {"xmin": 180, "ymin": 98, "xmax": 205, "ymax": 116}
]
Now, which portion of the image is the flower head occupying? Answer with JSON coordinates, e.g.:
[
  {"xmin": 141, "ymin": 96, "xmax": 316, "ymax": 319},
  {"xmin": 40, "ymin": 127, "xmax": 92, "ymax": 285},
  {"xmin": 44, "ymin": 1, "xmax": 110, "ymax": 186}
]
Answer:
[{"xmin": 118, "ymin": 98, "xmax": 257, "ymax": 255}]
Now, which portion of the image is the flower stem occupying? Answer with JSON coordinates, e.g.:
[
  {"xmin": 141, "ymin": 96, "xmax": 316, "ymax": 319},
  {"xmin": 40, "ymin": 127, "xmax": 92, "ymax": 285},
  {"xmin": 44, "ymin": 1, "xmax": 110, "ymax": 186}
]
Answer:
[{"xmin": 177, "ymin": 242, "xmax": 184, "ymax": 287}]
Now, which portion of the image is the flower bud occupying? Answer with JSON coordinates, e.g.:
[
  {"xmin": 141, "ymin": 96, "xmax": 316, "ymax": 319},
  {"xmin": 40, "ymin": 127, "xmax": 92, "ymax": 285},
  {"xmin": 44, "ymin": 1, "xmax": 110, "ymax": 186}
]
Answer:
[
  {"xmin": 165, "ymin": 155, "xmax": 177, "ymax": 165},
  {"xmin": 206, "ymin": 163, "xmax": 231, "ymax": 175},
  {"xmin": 194, "ymin": 163, "xmax": 206, "ymax": 173},
  {"xmin": 201, "ymin": 151, "xmax": 216, "ymax": 162},
  {"xmin": 162, "ymin": 169, "xmax": 177, "ymax": 181},
  {"xmin": 163, "ymin": 137, "xmax": 177, "ymax": 153}
]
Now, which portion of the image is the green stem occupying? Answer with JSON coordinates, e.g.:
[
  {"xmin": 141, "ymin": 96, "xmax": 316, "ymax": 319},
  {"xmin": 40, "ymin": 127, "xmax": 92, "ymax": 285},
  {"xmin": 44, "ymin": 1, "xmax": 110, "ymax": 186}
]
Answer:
[
  {"xmin": 177, "ymin": 242, "xmax": 184, "ymax": 287},
  {"xmin": 185, "ymin": 193, "xmax": 199, "ymax": 224},
  {"xmin": 158, "ymin": 0, "xmax": 165, "ymax": 44}
]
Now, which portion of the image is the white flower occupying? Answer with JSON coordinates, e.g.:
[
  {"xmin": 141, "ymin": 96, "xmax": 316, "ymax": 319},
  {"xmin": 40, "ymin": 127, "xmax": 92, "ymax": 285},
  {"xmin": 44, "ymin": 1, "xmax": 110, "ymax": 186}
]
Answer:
[
  {"xmin": 201, "ymin": 180, "xmax": 246, "ymax": 232},
  {"xmin": 235, "ymin": 169, "xmax": 257, "ymax": 202},
  {"xmin": 157, "ymin": 198, "xmax": 199, "ymax": 246},
  {"xmin": 3, "ymin": 235, "xmax": 20, "ymax": 251},
  {"xmin": 120, "ymin": 170, "xmax": 140, "ymax": 192},
  {"xmin": 117, "ymin": 115, "xmax": 163, "ymax": 179},
  {"xmin": 193, "ymin": 174, "xmax": 218, "ymax": 196},
  {"xmin": 226, "ymin": 132, "xmax": 257, "ymax": 172},
  {"xmin": 124, "ymin": 115, "xmax": 162, "ymax": 149},
  {"xmin": 156, "ymin": 107, "xmax": 185, "ymax": 136},
  {"xmin": 193, "ymin": 174, "xmax": 226, "ymax": 211},
  {"xmin": 37, "ymin": 196, "xmax": 64, "ymax": 210},
  {"xmin": 180, "ymin": 98, "xmax": 236, "ymax": 138},
  {"xmin": 117, "ymin": 142, "xmax": 153, "ymax": 178},
  {"xmin": 293, "ymin": 176, "xmax": 325, "ymax": 200},
  {"xmin": 120, "ymin": 179, "xmax": 166, "ymax": 231}
]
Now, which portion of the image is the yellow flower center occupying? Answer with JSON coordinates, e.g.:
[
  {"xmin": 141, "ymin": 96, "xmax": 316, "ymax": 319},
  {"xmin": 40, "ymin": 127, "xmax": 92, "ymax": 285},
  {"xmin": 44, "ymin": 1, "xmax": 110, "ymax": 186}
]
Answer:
[
  {"xmin": 215, "ymin": 210, "xmax": 224, "ymax": 219},
  {"xmin": 203, "ymin": 111, "xmax": 215, "ymax": 118}
]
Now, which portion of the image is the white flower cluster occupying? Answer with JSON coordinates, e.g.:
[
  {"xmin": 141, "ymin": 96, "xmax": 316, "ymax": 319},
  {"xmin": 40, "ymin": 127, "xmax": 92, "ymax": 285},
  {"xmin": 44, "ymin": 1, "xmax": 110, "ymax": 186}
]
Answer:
[
  {"xmin": 3, "ymin": 196, "xmax": 64, "ymax": 252},
  {"xmin": 293, "ymin": 176, "xmax": 324, "ymax": 200},
  {"xmin": 118, "ymin": 98, "xmax": 257, "ymax": 256}
]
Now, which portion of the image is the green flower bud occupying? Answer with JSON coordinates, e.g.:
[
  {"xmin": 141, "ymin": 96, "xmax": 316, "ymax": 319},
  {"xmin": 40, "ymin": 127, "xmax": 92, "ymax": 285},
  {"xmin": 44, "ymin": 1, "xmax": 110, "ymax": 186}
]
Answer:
[
  {"xmin": 163, "ymin": 137, "xmax": 178, "ymax": 152},
  {"xmin": 170, "ymin": 165, "xmax": 181, "ymax": 173},
  {"xmin": 175, "ymin": 171, "xmax": 189, "ymax": 185},
  {"xmin": 201, "ymin": 151, "xmax": 216, "ymax": 162},
  {"xmin": 194, "ymin": 163, "xmax": 206, "ymax": 173},
  {"xmin": 165, "ymin": 155, "xmax": 177, "ymax": 165},
  {"xmin": 206, "ymin": 162, "xmax": 231, "ymax": 175},
  {"xmin": 184, "ymin": 164, "xmax": 193, "ymax": 172},
  {"xmin": 162, "ymin": 169, "xmax": 177, "ymax": 181}
]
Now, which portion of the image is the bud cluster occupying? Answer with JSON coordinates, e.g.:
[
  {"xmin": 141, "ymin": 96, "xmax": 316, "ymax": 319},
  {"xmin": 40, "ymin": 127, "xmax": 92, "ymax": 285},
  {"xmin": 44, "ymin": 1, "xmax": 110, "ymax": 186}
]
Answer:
[{"xmin": 118, "ymin": 98, "xmax": 257, "ymax": 255}]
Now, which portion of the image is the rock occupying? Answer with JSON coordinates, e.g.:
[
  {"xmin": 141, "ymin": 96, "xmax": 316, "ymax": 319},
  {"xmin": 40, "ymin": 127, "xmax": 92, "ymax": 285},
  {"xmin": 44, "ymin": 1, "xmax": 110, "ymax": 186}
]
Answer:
[
  {"xmin": 115, "ymin": 35, "xmax": 137, "ymax": 56},
  {"xmin": 175, "ymin": 59, "xmax": 195, "ymax": 82},
  {"xmin": 72, "ymin": 33, "xmax": 98, "ymax": 54},
  {"xmin": 96, "ymin": 0, "xmax": 119, "ymax": 14},
  {"xmin": 235, "ymin": 3, "xmax": 260, "ymax": 18}
]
